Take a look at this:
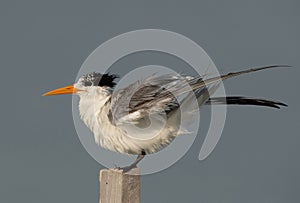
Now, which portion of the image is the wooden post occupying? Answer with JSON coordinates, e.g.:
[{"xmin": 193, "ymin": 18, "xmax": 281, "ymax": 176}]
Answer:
[{"xmin": 99, "ymin": 168, "xmax": 140, "ymax": 203}]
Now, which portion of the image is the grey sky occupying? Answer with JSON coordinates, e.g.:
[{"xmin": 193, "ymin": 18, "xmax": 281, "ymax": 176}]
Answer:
[{"xmin": 1, "ymin": 0, "xmax": 299, "ymax": 202}]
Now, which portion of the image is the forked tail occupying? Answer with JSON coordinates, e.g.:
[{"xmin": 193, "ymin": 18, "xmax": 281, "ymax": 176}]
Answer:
[{"xmin": 206, "ymin": 96, "xmax": 287, "ymax": 109}]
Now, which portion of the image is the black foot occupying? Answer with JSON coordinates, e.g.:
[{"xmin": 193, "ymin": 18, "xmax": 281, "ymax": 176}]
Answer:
[
  {"xmin": 114, "ymin": 164, "xmax": 137, "ymax": 173},
  {"xmin": 113, "ymin": 154, "xmax": 145, "ymax": 173}
]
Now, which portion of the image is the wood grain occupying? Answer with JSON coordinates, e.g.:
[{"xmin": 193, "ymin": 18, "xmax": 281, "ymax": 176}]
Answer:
[{"xmin": 99, "ymin": 168, "xmax": 140, "ymax": 203}]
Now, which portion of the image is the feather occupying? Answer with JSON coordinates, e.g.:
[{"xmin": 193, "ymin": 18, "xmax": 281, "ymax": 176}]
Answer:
[{"xmin": 206, "ymin": 96, "xmax": 287, "ymax": 109}]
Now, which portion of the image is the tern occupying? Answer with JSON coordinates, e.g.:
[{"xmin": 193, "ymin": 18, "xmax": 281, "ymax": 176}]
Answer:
[{"xmin": 43, "ymin": 65, "xmax": 288, "ymax": 172}]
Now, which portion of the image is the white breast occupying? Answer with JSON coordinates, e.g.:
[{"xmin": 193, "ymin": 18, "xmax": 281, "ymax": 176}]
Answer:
[{"xmin": 78, "ymin": 91, "xmax": 180, "ymax": 155}]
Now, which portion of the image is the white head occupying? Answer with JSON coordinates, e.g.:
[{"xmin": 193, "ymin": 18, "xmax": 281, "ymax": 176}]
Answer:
[{"xmin": 43, "ymin": 72, "xmax": 118, "ymax": 98}]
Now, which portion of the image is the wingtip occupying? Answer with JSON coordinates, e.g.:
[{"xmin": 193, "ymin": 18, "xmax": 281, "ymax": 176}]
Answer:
[
  {"xmin": 270, "ymin": 65, "xmax": 292, "ymax": 68},
  {"xmin": 279, "ymin": 103, "xmax": 288, "ymax": 107},
  {"xmin": 274, "ymin": 101, "xmax": 288, "ymax": 109}
]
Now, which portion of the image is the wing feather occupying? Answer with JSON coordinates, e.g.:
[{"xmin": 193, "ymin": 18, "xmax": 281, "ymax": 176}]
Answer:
[{"xmin": 109, "ymin": 65, "xmax": 290, "ymax": 125}]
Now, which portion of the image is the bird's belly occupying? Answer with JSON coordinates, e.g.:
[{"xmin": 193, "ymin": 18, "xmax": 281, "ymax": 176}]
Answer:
[
  {"xmin": 94, "ymin": 124, "xmax": 177, "ymax": 155},
  {"xmin": 81, "ymin": 102, "xmax": 181, "ymax": 155}
]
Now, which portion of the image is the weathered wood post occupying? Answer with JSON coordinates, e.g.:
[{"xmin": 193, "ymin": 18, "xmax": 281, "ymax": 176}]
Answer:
[{"xmin": 99, "ymin": 168, "xmax": 140, "ymax": 203}]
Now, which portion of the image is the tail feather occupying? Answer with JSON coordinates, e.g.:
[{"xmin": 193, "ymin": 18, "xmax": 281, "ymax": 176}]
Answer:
[
  {"xmin": 172, "ymin": 65, "xmax": 290, "ymax": 98},
  {"xmin": 206, "ymin": 96, "xmax": 288, "ymax": 109},
  {"xmin": 190, "ymin": 65, "xmax": 291, "ymax": 92},
  {"xmin": 175, "ymin": 65, "xmax": 289, "ymax": 109}
]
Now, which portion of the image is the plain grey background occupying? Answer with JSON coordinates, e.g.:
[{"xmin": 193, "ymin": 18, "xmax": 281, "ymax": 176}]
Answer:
[{"xmin": 1, "ymin": 0, "xmax": 299, "ymax": 202}]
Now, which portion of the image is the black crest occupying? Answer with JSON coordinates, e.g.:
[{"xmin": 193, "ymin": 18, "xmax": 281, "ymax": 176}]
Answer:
[
  {"xmin": 97, "ymin": 73, "xmax": 118, "ymax": 87},
  {"xmin": 79, "ymin": 72, "xmax": 118, "ymax": 88}
]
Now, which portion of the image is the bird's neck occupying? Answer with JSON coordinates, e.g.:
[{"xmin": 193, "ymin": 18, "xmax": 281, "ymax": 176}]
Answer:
[{"xmin": 78, "ymin": 92, "xmax": 111, "ymax": 133}]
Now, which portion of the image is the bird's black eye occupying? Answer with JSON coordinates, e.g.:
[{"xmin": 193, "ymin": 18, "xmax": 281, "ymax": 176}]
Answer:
[{"xmin": 84, "ymin": 81, "xmax": 93, "ymax": 86}]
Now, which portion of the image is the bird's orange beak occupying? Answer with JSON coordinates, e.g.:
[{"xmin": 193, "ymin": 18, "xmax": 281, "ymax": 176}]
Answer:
[{"xmin": 43, "ymin": 85, "xmax": 81, "ymax": 96}]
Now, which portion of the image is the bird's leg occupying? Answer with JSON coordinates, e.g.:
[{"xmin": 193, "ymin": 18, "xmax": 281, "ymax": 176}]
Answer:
[
  {"xmin": 115, "ymin": 154, "xmax": 145, "ymax": 173},
  {"xmin": 130, "ymin": 154, "xmax": 145, "ymax": 167}
]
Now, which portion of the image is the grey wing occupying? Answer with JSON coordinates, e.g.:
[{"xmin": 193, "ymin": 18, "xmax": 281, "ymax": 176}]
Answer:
[
  {"xmin": 109, "ymin": 74, "xmax": 198, "ymax": 125},
  {"xmin": 108, "ymin": 65, "xmax": 288, "ymax": 125}
]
